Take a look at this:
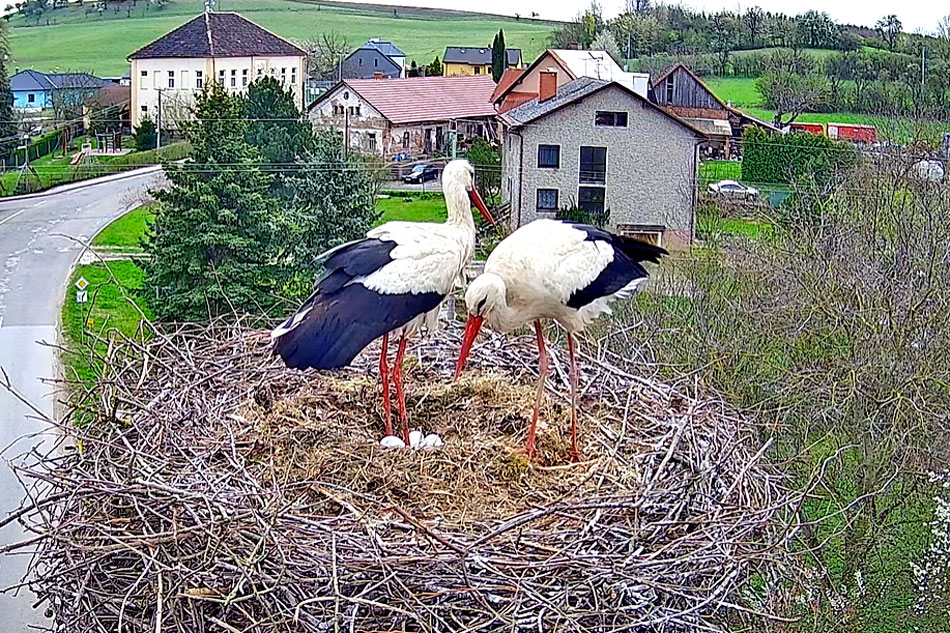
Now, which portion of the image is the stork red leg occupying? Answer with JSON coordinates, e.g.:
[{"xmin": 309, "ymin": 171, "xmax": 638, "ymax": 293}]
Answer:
[
  {"xmin": 567, "ymin": 332, "xmax": 581, "ymax": 461},
  {"xmin": 525, "ymin": 320, "xmax": 549, "ymax": 460},
  {"xmin": 392, "ymin": 334, "xmax": 411, "ymax": 445},
  {"xmin": 379, "ymin": 333, "xmax": 393, "ymax": 437}
]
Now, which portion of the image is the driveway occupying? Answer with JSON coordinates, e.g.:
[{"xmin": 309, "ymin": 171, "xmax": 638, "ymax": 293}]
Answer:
[
  {"xmin": 382, "ymin": 176, "xmax": 442, "ymax": 192},
  {"xmin": 0, "ymin": 168, "xmax": 162, "ymax": 627}
]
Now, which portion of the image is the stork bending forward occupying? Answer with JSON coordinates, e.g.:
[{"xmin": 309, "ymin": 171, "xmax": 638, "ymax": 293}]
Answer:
[
  {"xmin": 272, "ymin": 160, "xmax": 494, "ymax": 443},
  {"xmin": 455, "ymin": 219, "xmax": 667, "ymax": 460}
]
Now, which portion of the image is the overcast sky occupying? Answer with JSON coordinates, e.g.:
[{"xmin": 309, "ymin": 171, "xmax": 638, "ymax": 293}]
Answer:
[{"xmin": 351, "ymin": 0, "xmax": 946, "ymax": 34}]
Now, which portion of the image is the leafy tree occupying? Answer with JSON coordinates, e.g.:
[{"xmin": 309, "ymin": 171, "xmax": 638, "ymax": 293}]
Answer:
[
  {"xmin": 876, "ymin": 14, "xmax": 902, "ymax": 50},
  {"xmin": 757, "ymin": 70, "xmax": 829, "ymax": 125},
  {"xmin": 591, "ymin": 30, "xmax": 623, "ymax": 65},
  {"xmin": 426, "ymin": 55, "xmax": 442, "ymax": 77},
  {"xmin": 491, "ymin": 28, "xmax": 506, "ymax": 82},
  {"xmin": 710, "ymin": 12, "xmax": 739, "ymax": 75},
  {"xmin": 0, "ymin": 25, "xmax": 18, "ymax": 160},
  {"xmin": 465, "ymin": 138, "xmax": 500, "ymax": 202},
  {"xmin": 743, "ymin": 6, "xmax": 765, "ymax": 48},
  {"xmin": 243, "ymin": 75, "xmax": 312, "ymax": 199},
  {"xmin": 142, "ymin": 84, "xmax": 278, "ymax": 321},
  {"xmin": 304, "ymin": 32, "xmax": 348, "ymax": 81},
  {"xmin": 278, "ymin": 130, "xmax": 379, "ymax": 297},
  {"xmin": 133, "ymin": 116, "xmax": 157, "ymax": 151}
]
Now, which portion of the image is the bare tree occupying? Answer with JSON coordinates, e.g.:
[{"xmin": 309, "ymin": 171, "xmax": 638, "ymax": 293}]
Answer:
[
  {"xmin": 876, "ymin": 14, "xmax": 902, "ymax": 50},
  {"xmin": 744, "ymin": 6, "xmax": 765, "ymax": 48},
  {"xmin": 304, "ymin": 32, "xmax": 350, "ymax": 82}
]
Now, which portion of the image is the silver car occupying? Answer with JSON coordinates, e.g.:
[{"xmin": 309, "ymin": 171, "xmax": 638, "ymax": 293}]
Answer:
[{"xmin": 707, "ymin": 179, "xmax": 760, "ymax": 201}]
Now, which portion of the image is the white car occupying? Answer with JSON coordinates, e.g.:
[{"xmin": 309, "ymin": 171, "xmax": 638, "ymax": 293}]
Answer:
[{"xmin": 707, "ymin": 179, "xmax": 760, "ymax": 201}]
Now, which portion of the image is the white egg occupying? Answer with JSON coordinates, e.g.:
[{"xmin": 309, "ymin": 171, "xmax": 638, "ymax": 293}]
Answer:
[
  {"xmin": 421, "ymin": 433, "xmax": 444, "ymax": 448},
  {"xmin": 408, "ymin": 430, "xmax": 424, "ymax": 448},
  {"xmin": 380, "ymin": 436, "xmax": 406, "ymax": 449}
]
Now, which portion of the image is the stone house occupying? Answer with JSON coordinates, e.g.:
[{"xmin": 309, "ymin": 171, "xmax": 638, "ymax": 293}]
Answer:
[
  {"xmin": 500, "ymin": 76, "xmax": 705, "ymax": 249},
  {"xmin": 128, "ymin": 12, "xmax": 307, "ymax": 128},
  {"xmin": 307, "ymin": 76, "xmax": 497, "ymax": 159}
]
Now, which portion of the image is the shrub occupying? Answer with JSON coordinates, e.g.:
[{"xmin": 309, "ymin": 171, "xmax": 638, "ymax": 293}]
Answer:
[{"xmin": 133, "ymin": 116, "xmax": 157, "ymax": 151}]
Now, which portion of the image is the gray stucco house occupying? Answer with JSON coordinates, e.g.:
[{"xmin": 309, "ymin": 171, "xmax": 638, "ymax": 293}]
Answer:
[
  {"xmin": 500, "ymin": 76, "xmax": 705, "ymax": 249},
  {"xmin": 342, "ymin": 39, "xmax": 406, "ymax": 79}
]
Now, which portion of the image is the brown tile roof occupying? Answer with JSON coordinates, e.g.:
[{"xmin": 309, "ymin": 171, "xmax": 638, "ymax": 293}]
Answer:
[
  {"xmin": 314, "ymin": 76, "xmax": 498, "ymax": 125},
  {"xmin": 490, "ymin": 68, "xmax": 524, "ymax": 103},
  {"xmin": 129, "ymin": 12, "xmax": 306, "ymax": 60}
]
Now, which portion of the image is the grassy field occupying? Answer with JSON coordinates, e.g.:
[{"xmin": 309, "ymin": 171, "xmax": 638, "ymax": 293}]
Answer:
[
  {"xmin": 703, "ymin": 76, "xmax": 761, "ymax": 108},
  {"xmin": 91, "ymin": 203, "xmax": 156, "ymax": 251},
  {"xmin": 8, "ymin": 0, "xmax": 556, "ymax": 76},
  {"xmin": 61, "ymin": 260, "xmax": 151, "ymax": 383},
  {"xmin": 376, "ymin": 194, "xmax": 447, "ymax": 224}
]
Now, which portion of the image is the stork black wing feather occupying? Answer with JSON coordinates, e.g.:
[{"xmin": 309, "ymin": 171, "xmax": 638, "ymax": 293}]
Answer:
[{"xmin": 564, "ymin": 222, "xmax": 668, "ymax": 310}]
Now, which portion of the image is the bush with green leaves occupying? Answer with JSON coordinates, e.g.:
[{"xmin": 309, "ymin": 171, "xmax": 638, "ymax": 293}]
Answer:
[
  {"xmin": 555, "ymin": 203, "xmax": 610, "ymax": 228},
  {"xmin": 741, "ymin": 126, "xmax": 857, "ymax": 188},
  {"xmin": 133, "ymin": 116, "xmax": 157, "ymax": 152}
]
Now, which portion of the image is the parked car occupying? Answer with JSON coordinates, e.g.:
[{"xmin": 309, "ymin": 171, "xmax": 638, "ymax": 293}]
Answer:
[
  {"xmin": 402, "ymin": 164, "xmax": 439, "ymax": 184},
  {"xmin": 707, "ymin": 179, "xmax": 760, "ymax": 201}
]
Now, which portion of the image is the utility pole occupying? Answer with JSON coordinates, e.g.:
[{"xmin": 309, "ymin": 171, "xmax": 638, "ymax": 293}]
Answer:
[
  {"xmin": 156, "ymin": 88, "xmax": 163, "ymax": 150},
  {"xmin": 343, "ymin": 106, "xmax": 349, "ymax": 159}
]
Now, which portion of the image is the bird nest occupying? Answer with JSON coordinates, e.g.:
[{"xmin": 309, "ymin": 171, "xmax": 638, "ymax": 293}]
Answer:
[{"xmin": 7, "ymin": 318, "xmax": 798, "ymax": 632}]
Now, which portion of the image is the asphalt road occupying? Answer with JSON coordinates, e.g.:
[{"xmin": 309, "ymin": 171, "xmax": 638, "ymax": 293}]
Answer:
[{"xmin": 0, "ymin": 168, "xmax": 161, "ymax": 628}]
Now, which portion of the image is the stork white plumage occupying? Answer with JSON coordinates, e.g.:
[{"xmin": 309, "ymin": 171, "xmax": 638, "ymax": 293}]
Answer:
[
  {"xmin": 272, "ymin": 160, "xmax": 494, "ymax": 444},
  {"xmin": 454, "ymin": 219, "xmax": 667, "ymax": 460}
]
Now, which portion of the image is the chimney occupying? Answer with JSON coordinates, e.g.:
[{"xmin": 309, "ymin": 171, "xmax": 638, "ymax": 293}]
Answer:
[
  {"xmin": 373, "ymin": 72, "xmax": 384, "ymax": 80},
  {"xmin": 539, "ymin": 71, "xmax": 557, "ymax": 103}
]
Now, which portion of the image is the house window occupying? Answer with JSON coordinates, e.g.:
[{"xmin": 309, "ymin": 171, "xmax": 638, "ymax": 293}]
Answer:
[
  {"xmin": 153, "ymin": 72, "xmax": 160, "ymax": 89},
  {"xmin": 141, "ymin": 70, "xmax": 147, "ymax": 77},
  {"xmin": 181, "ymin": 69, "xmax": 189, "ymax": 89},
  {"xmin": 281, "ymin": 67, "xmax": 287, "ymax": 83},
  {"xmin": 27, "ymin": 93, "xmax": 35, "ymax": 103},
  {"xmin": 595, "ymin": 111, "xmax": 628, "ymax": 127},
  {"xmin": 537, "ymin": 144, "xmax": 560, "ymax": 168},
  {"xmin": 167, "ymin": 70, "xmax": 175, "ymax": 88},
  {"xmin": 537, "ymin": 188, "xmax": 559, "ymax": 211},
  {"xmin": 474, "ymin": 66, "xmax": 481, "ymax": 75},
  {"xmin": 230, "ymin": 69, "xmax": 237, "ymax": 88},
  {"xmin": 578, "ymin": 186, "xmax": 606, "ymax": 214},
  {"xmin": 402, "ymin": 131, "xmax": 410, "ymax": 149},
  {"xmin": 618, "ymin": 224, "xmax": 664, "ymax": 246},
  {"xmin": 196, "ymin": 70, "xmax": 203, "ymax": 89},
  {"xmin": 218, "ymin": 69, "xmax": 225, "ymax": 85},
  {"xmin": 580, "ymin": 146, "xmax": 607, "ymax": 184},
  {"xmin": 291, "ymin": 67, "xmax": 297, "ymax": 84},
  {"xmin": 368, "ymin": 133, "xmax": 377, "ymax": 151},
  {"xmin": 141, "ymin": 105, "xmax": 147, "ymax": 113},
  {"xmin": 359, "ymin": 58, "xmax": 363, "ymax": 66},
  {"xmin": 242, "ymin": 69, "xmax": 249, "ymax": 86},
  {"xmin": 665, "ymin": 76, "xmax": 674, "ymax": 102}
]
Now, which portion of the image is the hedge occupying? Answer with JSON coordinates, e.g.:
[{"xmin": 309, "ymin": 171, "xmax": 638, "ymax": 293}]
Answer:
[{"xmin": 741, "ymin": 127, "xmax": 857, "ymax": 187}]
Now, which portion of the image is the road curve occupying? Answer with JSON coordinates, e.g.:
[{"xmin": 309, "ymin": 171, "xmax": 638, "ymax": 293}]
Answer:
[{"xmin": 0, "ymin": 168, "xmax": 162, "ymax": 627}]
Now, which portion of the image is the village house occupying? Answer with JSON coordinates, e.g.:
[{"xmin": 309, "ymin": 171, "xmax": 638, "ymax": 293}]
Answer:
[
  {"xmin": 442, "ymin": 46, "xmax": 522, "ymax": 76},
  {"xmin": 342, "ymin": 39, "xmax": 406, "ymax": 79},
  {"xmin": 10, "ymin": 69, "xmax": 109, "ymax": 111},
  {"xmin": 650, "ymin": 62, "xmax": 777, "ymax": 158},
  {"xmin": 128, "ymin": 12, "xmax": 307, "ymax": 128},
  {"xmin": 492, "ymin": 49, "xmax": 650, "ymax": 113},
  {"xmin": 500, "ymin": 76, "xmax": 705, "ymax": 249},
  {"xmin": 307, "ymin": 75, "xmax": 497, "ymax": 159}
]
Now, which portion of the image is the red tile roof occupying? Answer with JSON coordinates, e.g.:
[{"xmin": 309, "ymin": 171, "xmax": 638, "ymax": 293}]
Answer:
[
  {"xmin": 327, "ymin": 76, "xmax": 498, "ymax": 125},
  {"xmin": 490, "ymin": 68, "xmax": 524, "ymax": 103}
]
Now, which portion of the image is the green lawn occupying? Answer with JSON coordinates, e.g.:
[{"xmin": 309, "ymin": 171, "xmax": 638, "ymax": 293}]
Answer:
[
  {"xmin": 704, "ymin": 76, "xmax": 761, "ymax": 108},
  {"xmin": 9, "ymin": 0, "xmax": 555, "ymax": 75},
  {"xmin": 697, "ymin": 213, "xmax": 773, "ymax": 239},
  {"xmin": 699, "ymin": 159, "xmax": 741, "ymax": 184},
  {"xmin": 376, "ymin": 194, "xmax": 447, "ymax": 224},
  {"xmin": 61, "ymin": 261, "xmax": 152, "ymax": 384},
  {"xmin": 91, "ymin": 203, "xmax": 156, "ymax": 251}
]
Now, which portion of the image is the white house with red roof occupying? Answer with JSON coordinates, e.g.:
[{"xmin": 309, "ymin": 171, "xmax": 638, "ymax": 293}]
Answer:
[{"xmin": 307, "ymin": 75, "xmax": 498, "ymax": 159}]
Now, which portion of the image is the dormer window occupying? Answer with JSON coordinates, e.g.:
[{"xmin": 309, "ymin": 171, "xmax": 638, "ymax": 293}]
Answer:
[{"xmin": 665, "ymin": 75, "xmax": 674, "ymax": 102}]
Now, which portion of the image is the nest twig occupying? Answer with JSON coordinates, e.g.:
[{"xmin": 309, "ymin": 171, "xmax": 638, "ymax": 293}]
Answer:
[{"xmin": 4, "ymin": 315, "xmax": 803, "ymax": 632}]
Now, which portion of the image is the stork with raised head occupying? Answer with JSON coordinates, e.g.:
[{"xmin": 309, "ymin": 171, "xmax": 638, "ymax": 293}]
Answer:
[
  {"xmin": 272, "ymin": 160, "xmax": 494, "ymax": 444},
  {"xmin": 454, "ymin": 219, "xmax": 667, "ymax": 460}
]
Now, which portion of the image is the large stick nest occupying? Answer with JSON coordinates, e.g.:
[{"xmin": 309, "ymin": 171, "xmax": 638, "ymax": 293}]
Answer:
[{"xmin": 10, "ymin": 317, "xmax": 796, "ymax": 632}]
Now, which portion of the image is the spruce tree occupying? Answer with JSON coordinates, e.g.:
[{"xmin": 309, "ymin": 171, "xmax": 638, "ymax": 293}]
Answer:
[
  {"xmin": 0, "ymin": 25, "xmax": 19, "ymax": 161},
  {"xmin": 143, "ymin": 84, "xmax": 279, "ymax": 321},
  {"xmin": 491, "ymin": 29, "xmax": 506, "ymax": 82}
]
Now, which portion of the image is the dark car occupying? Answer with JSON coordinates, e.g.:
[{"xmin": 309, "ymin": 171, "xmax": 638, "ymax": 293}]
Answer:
[{"xmin": 402, "ymin": 164, "xmax": 439, "ymax": 184}]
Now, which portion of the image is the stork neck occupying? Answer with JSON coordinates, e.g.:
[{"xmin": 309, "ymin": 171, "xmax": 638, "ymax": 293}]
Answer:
[{"xmin": 444, "ymin": 182, "xmax": 476, "ymax": 229}]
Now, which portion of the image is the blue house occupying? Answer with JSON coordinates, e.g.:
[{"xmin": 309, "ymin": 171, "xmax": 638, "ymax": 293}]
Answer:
[
  {"xmin": 11, "ymin": 70, "xmax": 109, "ymax": 111},
  {"xmin": 341, "ymin": 38, "xmax": 406, "ymax": 79}
]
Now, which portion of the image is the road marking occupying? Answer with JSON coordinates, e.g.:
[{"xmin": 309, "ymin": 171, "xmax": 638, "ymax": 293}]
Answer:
[
  {"xmin": 0, "ymin": 210, "xmax": 25, "ymax": 226},
  {"xmin": 32, "ymin": 200, "xmax": 47, "ymax": 208}
]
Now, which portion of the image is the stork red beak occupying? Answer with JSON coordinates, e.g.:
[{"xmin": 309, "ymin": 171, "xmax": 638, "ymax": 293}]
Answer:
[
  {"xmin": 454, "ymin": 314, "xmax": 484, "ymax": 380},
  {"xmin": 468, "ymin": 189, "xmax": 495, "ymax": 226}
]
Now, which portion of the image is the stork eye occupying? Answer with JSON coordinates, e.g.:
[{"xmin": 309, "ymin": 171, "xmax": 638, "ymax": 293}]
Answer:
[{"xmin": 477, "ymin": 297, "xmax": 487, "ymax": 313}]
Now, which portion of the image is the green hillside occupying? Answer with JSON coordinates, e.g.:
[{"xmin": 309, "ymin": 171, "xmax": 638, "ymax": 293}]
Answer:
[{"xmin": 8, "ymin": 0, "xmax": 556, "ymax": 76}]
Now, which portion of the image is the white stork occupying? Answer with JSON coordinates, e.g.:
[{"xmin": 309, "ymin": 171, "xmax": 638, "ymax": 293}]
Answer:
[
  {"xmin": 454, "ymin": 219, "xmax": 667, "ymax": 460},
  {"xmin": 272, "ymin": 160, "xmax": 494, "ymax": 444}
]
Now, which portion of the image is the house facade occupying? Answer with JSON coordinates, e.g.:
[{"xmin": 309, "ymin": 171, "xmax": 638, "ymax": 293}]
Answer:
[
  {"xmin": 501, "ymin": 77, "xmax": 704, "ymax": 249},
  {"xmin": 342, "ymin": 47, "xmax": 401, "ymax": 80},
  {"xmin": 11, "ymin": 70, "xmax": 108, "ymax": 111},
  {"xmin": 128, "ymin": 12, "xmax": 307, "ymax": 128},
  {"xmin": 651, "ymin": 62, "xmax": 777, "ymax": 158},
  {"xmin": 308, "ymin": 76, "xmax": 497, "ymax": 159},
  {"xmin": 443, "ymin": 46, "xmax": 522, "ymax": 76},
  {"xmin": 493, "ymin": 49, "xmax": 650, "ymax": 113}
]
